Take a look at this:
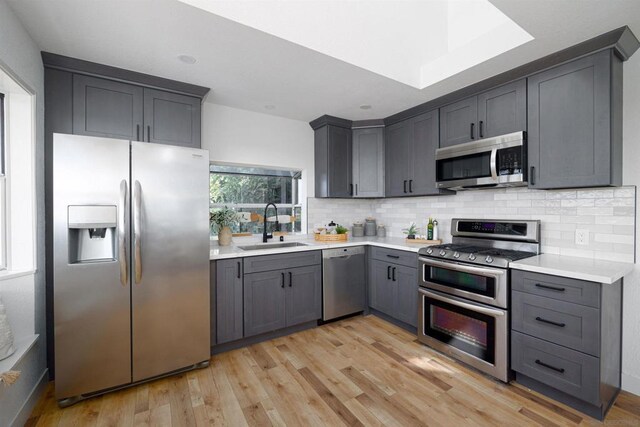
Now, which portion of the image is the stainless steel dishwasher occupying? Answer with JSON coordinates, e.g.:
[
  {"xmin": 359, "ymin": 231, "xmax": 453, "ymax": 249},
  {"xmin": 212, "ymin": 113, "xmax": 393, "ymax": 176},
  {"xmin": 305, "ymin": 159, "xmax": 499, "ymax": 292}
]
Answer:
[{"xmin": 322, "ymin": 246, "xmax": 366, "ymax": 321}]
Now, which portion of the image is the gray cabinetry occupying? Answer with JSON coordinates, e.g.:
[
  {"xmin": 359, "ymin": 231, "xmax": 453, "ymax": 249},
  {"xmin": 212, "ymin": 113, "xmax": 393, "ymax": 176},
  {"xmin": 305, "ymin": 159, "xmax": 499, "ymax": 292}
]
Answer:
[
  {"xmin": 73, "ymin": 74, "xmax": 143, "ymax": 140},
  {"xmin": 527, "ymin": 50, "xmax": 622, "ymax": 189},
  {"xmin": 385, "ymin": 110, "xmax": 444, "ymax": 197},
  {"xmin": 352, "ymin": 127, "xmax": 384, "ymax": 197},
  {"xmin": 215, "ymin": 258, "xmax": 244, "ymax": 344},
  {"xmin": 510, "ymin": 269, "xmax": 622, "ymax": 420},
  {"xmin": 369, "ymin": 260, "xmax": 397, "ymax": 315},
  {"xmin": 394, "ymin": 265, "xmax": 419, "ymax": 327},
  {"xmin": 244, "ymin": 270, "xmax": 287, "ymax": 337},
  {"xmin": 143, "ymin": 88, "xmax": 201, "ymax": 148},
  {"xmin": 440, "ymin": 79, "xmax": 526, "ymax": 147},
  {"xmin": 314, "ymin": 124, "xmax": 353, "ymax": 198},
  {"xmin": 285, "ymin": 265, "xmax": 322, "ymax": 326}
]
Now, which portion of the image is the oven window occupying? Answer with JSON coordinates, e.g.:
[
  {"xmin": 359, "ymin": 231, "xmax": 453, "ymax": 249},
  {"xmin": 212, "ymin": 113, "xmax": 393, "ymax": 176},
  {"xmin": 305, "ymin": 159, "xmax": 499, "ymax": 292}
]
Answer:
[
  {"xmin": 427, "ymin": 266, "xmax": 496, "ymax": 298},
  {"xmin": 437, "ymin": 151, "xmax": 491, "ymax": 182},
  {"xmin": 424, "ymin": 296, "xmax": 495, "ymax": 364}
]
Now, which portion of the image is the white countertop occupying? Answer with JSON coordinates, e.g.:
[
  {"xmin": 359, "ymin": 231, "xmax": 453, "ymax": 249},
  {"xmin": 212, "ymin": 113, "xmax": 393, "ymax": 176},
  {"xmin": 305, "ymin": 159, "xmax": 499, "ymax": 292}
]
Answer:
[
  {"xmin": 510, "ymin": 254, "xmax": 634, "ymax": 284},
  {"xmin": 210, "ymin": 235, "xmax": 435, "ymax": 260}
]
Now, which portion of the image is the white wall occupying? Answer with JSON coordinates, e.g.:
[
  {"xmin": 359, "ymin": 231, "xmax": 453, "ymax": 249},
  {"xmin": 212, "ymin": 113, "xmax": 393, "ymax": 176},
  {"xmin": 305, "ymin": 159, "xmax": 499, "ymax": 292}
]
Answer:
[
  {"xmin": 621, "ymin": 51, "xmax": 640, "ymax": 395},
  {"xmin": 201, "ymin": 102, "xmax": 315, "ymax": 229}
]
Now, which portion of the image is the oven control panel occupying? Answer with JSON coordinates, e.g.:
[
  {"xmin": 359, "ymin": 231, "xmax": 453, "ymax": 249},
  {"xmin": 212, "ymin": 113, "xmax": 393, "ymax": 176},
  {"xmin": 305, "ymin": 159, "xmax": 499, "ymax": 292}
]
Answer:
[{"xmin": 452, "ymin": 219, "xmax": 540, "ymax": 242}]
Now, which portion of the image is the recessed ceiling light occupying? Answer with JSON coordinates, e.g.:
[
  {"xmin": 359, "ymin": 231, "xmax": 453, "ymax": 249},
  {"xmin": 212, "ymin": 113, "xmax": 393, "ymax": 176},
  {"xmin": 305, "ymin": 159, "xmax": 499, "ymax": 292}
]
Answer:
[
  {"xmin": 178, "ymin": 55, "xmax": 197, "ymax": 64},
  {"xmin": 264, "ymin": 104, "xmax": 276, "ymax": 110},
  {"xmin": 360, "ymin": 104, "xmax": 372, "ymax": 110}
]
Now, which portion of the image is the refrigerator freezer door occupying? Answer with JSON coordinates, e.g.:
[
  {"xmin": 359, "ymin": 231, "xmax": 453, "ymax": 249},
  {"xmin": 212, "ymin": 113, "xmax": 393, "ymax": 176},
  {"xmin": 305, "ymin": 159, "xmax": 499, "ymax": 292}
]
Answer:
[
  {"xmin": 131, "ymin": 142, "xmax": 210, "ymax": 381},
  {"xmin": 53, "ymin": 134, "xmax": 131, "ymax": 399}
]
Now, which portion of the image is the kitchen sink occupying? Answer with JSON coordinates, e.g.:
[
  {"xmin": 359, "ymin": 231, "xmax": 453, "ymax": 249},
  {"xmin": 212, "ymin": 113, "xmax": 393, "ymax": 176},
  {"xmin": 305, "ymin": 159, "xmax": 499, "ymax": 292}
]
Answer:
[{"xmin": 238, "ymin": 242, "xmax": 311, "ymax": 251}]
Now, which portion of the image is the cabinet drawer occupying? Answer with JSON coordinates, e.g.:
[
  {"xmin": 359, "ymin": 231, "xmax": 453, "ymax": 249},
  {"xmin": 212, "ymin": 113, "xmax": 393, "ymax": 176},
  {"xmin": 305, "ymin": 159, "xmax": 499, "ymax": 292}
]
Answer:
[
  {"xmin": 512, "ymin": 331, "xmax": 600, "ymax": 405},
  {"xmin": 243, "ymin": 251, "xmax": 321, "ymax": 274},
  {"xmin": 512, "ymin": 270, "xmax": 600, "ymax": 308},
  {"xmin": 512, "ymin": 291, "xmax": 600, "ymax": 356},
  {"xmin": 370, "ymin": 247, "xmax": 417, "ymax": 268}
]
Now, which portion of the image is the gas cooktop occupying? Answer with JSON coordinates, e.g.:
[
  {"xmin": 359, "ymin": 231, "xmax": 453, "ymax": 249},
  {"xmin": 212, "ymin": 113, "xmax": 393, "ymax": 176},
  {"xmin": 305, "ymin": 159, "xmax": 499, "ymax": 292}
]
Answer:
[{"xmin": 418, "ymin": 244, "xmax": 536, "ymax": 268}]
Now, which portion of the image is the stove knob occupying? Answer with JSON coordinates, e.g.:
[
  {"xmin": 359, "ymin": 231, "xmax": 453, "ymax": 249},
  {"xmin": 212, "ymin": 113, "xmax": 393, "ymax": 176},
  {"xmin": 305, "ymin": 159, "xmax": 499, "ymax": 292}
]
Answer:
[
  {"xmin": 469, "ymin": 254, "xmax": 476, "ymax": 261},
  {"xmin": 439, "ymin": 250, "xmax": 447, "ymax": 256},
  {"xmin": 485, "ymin": 256, "xmax": 494, "ymax": 264},
  {"xmin": 426, "ymin": 248, "xmax": 433, "ymax": 254},
  {"xmin": 453, "ymin": 252, "xmax": 460, "ymax": 259}
]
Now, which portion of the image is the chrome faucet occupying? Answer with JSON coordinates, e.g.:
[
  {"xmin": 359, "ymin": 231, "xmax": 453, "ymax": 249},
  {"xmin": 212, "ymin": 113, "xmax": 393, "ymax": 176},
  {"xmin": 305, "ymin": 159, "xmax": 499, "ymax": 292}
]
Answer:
[{"xmin": 262, "ymin": 203, "xmax": 280, "ymax": 243}]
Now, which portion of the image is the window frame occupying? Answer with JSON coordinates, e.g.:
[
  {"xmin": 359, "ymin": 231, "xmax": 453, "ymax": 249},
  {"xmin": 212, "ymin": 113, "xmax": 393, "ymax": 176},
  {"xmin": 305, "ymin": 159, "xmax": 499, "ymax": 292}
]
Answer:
[{"xmin": 0, "ymin": 92, "xmax": 6, "ymax": 270}]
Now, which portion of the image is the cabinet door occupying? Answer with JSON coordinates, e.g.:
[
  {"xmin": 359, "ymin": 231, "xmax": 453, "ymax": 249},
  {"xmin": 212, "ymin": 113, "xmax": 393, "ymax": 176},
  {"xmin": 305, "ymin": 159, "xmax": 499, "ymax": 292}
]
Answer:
[
  {"xmin": 368, "ymin": 260, "xmax": 396, "ymax": 316},
  {"xmin": 244, "ymin": 271, "xmax": 286, "ymax": 337},
  {"xmin": 385, "ymin": 120, "xmax": 411, "ymax": 197},
  {"xmin": 395, "ymin": 266, "xmax": 418, "ymax": 327},
  {"xmin": 143, "ymin": 88, "xmax": 201, "ymax": 148},
  {"xmin": 216, "ymin": 258, "xmax": 243, "ymax": 344},
  {"xmin": 439, "ymin": 96, "xmax": 478, "ymax": 147},
  {"xmin": 528, "ymin": 51, "xmax": 612, "ymax": 189},
  {"xmin": 328, "ymin": 125, "xmax": 353, "ymax": 197},
  {"xmin": 285, "ymin": 265, "xmax": 322, "ymax": 326},
  {"xmin": 409, "ymin": 110, "xmax": 439, "ymax": 196},
  {"xmin": 353, "ymin": 128, "xmax": 384, "ymax": 197},
  {"xmin": 73, "ymin": 74, "xmax": 143, "ymax": 140},
  {"xmin": 477, "ymin": 79, "xmax": 526, "ymax": 139}
]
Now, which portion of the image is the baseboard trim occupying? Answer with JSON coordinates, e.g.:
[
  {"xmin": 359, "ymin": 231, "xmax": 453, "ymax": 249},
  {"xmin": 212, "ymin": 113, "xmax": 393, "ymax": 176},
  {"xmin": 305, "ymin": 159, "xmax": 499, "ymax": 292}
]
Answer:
[
  {"xmin": 622, "ymin": 372, "xmax": 640, "ymax": 396},
  {"xmin": 10, "ymin": 368, "xmax": 48, "ymax": 427}
]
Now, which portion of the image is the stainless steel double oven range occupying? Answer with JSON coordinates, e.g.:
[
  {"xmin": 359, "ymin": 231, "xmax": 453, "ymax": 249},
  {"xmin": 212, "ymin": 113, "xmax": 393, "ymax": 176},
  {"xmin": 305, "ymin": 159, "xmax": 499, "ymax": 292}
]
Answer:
[{"xmin": 417, "ymin": 219, "xmax": 540, "ymax": 382}]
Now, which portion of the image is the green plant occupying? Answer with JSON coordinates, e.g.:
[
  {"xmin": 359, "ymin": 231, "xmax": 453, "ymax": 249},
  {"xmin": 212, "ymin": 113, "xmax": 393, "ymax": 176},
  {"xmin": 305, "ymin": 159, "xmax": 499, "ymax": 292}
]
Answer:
[
  {"xmin": 403, "ymin": 222, "xmax": 418, "ymax": 236},
  {"xmin": 335, "ymin": 225, "xmax": 348, "ymax": 234},
  {"xmin": 210, "ymin": 206, "xmax": 239, "ymax": 231}
]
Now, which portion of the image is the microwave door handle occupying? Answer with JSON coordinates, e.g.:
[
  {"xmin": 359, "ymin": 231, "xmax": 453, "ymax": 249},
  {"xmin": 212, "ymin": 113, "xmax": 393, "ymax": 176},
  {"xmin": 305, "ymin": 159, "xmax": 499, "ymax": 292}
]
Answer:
[
  {"xmin": 490, "ymin": 148, "xmax": 498, "ymax": 180},
  {"xmin": 419, "ymin": 288, "xmax": 505, "ymax": 317},
  {"xmin": 420, "ymin": 256, "xmax": 505, "ymax": 278}
]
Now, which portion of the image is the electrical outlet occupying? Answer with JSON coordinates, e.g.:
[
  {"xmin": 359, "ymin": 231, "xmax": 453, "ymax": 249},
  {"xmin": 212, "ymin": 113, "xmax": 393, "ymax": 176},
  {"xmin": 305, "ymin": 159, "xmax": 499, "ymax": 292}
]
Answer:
[{"xmin": 575, "ymin": 229, "xmax": 590, "ymax": 245}]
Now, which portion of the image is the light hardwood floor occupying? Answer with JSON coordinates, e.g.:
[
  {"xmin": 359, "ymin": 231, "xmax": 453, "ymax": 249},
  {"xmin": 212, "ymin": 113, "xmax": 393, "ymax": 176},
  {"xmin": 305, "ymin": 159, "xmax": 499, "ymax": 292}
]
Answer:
[{"xmin": 27, "ymin": 315, "xmax": 640, "ymax": 426}]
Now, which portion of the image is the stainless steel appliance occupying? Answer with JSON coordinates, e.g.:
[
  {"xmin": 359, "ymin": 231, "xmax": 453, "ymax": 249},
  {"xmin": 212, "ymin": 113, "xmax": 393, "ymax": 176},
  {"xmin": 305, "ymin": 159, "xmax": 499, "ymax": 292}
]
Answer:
[
  {"xmin": 322, "ymin": 247, "xmax": 366, "ymax": 321},
  {"xmin": 417, "ymin": 219, "xmax": 540, "ymax": 382},
  {"xmin": 436, "ymin": 131, "xmax": 527, "ymax": 190},
  {"xmin": 53, "ymin": 133, "xmax": 210, "ymax": 405}
]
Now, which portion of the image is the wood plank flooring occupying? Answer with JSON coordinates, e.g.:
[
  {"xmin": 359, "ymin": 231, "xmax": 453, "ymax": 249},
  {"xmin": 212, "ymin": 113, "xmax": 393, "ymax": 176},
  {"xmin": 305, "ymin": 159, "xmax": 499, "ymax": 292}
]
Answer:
[{"xmin": 26, "ymin": 315, "xmax": 640, "ymax": 426}]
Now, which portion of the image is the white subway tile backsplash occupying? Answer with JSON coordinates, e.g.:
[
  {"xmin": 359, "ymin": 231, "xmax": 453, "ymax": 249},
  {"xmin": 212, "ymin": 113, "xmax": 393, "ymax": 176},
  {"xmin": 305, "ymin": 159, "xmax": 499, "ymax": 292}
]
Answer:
[{"xmin": 308, "ymin": 185, "xmax": 636, "ymax": 262}]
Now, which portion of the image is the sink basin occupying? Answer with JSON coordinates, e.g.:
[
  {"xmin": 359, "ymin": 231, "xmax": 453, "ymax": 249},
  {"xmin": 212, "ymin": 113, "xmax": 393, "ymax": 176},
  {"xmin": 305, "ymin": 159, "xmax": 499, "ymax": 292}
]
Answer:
[{"xmin": 238, "ymin": 242, "xmax": 310, "ymax": 251}]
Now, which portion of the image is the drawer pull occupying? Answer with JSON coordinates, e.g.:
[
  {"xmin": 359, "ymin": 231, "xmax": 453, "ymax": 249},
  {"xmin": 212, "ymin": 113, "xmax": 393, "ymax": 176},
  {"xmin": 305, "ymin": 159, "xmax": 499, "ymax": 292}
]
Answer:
[
  {"xmin": 535, "ymin": 317, "xmax": 566, "ymax": 328},
  {"xmin": 386, "ymin": 254, "xmax": 400, "ymax": 259},
  {"xmin": 535, "ymin": 359, "xmax": 565, "ymax": 374},
  {"xmin": 534, "ymin": 283, "xmax": 566, "ymax": 292}
]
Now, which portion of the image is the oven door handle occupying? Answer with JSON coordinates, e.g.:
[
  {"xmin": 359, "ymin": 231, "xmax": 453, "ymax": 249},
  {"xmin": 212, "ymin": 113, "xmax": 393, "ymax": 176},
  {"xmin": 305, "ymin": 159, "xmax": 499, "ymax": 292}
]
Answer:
[
  {"xmin": 490, "ymin": 148, "xmax": 498, "ymax": 180},
  {"xmin": 419, "ymin": 257, "xmax": 505, "ymax": 278},
  {"xmin": 419, "ymin": 288, "xmax": 505, "ymax": 317}
]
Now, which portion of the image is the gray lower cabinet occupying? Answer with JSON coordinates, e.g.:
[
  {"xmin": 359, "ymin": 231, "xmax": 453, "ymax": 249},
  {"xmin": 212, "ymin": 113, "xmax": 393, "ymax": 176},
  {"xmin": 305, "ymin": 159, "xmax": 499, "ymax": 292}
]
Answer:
[
  {"xmin": 314, "ymin": 124, "xmax": 353, "ymax": 198},
  {"xmin": 369, "ymin": 258, "xmax": 418, "ymax": 328},
  {"xmin": 143, "ymin": 88, "xmax": 201, "ymax": 148},
  {"xmin": 244, "ymin": 264, "xmax": 322, "ymax": 338},
  {"xmin": 527, "ymin": 50, "xmax": 622, "ymax": 189},
  {"xmin": 215, "ymin": 258, "xmax": 244, "ymax": 345},
  {"xmin": 352, "ymin": 127, "xmax": 384, "ymax": 197},
  {"xmin": 510, "ymin": 269, "xmax": 622, "ymax": 420}
]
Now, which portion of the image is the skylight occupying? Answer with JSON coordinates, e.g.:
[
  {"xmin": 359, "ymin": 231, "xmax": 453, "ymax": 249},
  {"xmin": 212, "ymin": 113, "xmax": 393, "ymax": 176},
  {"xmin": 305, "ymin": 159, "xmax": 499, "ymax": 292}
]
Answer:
[{"xmin": 179, "ymin": 0, "xmax": 533, "ymax": 89}]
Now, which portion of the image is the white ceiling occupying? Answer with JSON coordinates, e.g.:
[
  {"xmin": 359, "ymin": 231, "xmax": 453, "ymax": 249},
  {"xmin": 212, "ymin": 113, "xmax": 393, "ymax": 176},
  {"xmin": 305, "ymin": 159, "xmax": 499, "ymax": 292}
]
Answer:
[{"xmin": 6, "ymin": 0, "xmax": 640, "ymax": 122}]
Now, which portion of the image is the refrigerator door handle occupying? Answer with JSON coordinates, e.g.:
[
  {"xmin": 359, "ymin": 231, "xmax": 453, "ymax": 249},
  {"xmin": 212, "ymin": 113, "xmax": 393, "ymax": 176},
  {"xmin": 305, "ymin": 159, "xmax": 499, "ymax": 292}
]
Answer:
[
  {"xmin": 119, "ymin": 180, "xmax": 128, "ymax": 286},
  {"xmin": 134, "ymin": 180, "xmax": 142, "ymax": 284}
]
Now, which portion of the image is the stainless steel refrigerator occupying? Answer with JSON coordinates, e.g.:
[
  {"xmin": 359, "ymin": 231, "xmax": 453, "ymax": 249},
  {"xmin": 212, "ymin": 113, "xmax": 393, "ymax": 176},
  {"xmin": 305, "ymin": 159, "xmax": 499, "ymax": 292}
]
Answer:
[{"xmin": 53, "ymin": 133, "xmax": 210, "ymax": 405}]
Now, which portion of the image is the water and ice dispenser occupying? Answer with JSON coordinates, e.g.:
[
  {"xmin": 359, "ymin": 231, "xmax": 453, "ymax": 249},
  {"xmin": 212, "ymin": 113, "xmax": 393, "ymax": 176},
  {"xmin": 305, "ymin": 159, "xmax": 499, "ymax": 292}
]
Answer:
[{"xmin": 68, "ymin": 205, "xmax": 117, "ymax": 263}]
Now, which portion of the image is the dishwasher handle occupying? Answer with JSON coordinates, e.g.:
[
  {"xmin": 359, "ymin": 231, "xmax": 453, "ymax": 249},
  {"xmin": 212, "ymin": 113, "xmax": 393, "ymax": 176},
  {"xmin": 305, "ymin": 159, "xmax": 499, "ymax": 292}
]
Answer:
[{"xmin": 322, "ymin": 246, "xmax": 365, "ymax": 259}]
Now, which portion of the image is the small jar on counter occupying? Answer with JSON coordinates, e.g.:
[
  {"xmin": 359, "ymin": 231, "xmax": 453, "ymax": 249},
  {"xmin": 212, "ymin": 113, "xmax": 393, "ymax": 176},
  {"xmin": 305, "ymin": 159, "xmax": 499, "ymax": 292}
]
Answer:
[
  {"xmin": 377, "ymin": 224, "xmax": 386, "ymax": 237},
  {"xmin": 364, "ymin": 218, "xmax": 377, "ymax": 236},
  {"xmin": 352, "ymin": 222, "xmax": 364, "ymax": 237}
]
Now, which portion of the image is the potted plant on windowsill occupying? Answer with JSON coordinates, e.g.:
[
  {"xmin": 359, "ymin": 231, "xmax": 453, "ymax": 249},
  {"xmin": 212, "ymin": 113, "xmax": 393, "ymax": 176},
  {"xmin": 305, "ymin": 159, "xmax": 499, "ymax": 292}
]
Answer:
[
  {"xmin": 403, "ymin": 222, "xmax": 418, "ymax": 239},
  {"xmin": 210, "ymin": 207, "xmax": 239, "ymax": 246}
]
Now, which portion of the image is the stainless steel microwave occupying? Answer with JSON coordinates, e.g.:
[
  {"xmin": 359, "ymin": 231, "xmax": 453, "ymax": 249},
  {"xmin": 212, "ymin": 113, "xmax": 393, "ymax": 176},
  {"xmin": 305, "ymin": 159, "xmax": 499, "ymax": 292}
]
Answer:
[{"xmin": 436, "ymin": 131, "xmax": 527, "ymax": 191}]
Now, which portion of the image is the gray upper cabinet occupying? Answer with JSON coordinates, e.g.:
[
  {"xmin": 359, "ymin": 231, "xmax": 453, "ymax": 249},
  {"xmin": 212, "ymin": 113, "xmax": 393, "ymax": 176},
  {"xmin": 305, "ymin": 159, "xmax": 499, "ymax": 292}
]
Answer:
[
  {"xmin": 216, "ymin": 258, "xmax": 243, "ymax": 344},
  {"xmin": 143, "ymin": 88, "xmax": 201, "ymax": 148},
  {"xmin": 314, "ymin": 124, "xmax": 353, "ymax": 198},
  {"xmin": 440, "ymin": 79, "xmax": 526, "ymax": 147},
  {"xmin": 73, "ymin": 74, "xmax": 143, "ymax": 140},
  {"xmin": 528, "ymin": 50, "xmax": 622, "ymax": 189},
  {"xmin": 352, "ymin": 127, "xmax": 384, "ymax": 198},
  {"xmin": 477, "ymin": 79, "xmax": 526, "ymax": 139},
  {"xmin": 385, "ymin": 109, "xmax": 444, "ymax": 197},
  {"xmin": 439, "ymin": 96, "xmax": 478, "ymax": 147},
  {"xmin": 285, "ymin": 265, "xmax": 322, "ymax": 326}
]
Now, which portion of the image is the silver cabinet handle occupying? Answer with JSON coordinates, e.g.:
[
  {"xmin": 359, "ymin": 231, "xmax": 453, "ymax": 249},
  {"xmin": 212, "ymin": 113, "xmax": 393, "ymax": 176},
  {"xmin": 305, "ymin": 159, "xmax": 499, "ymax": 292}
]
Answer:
[
  {"xmin": 419, "ymin": 288, "xmax": 505, "ymax": 317},
  {"xmin": 134, "ymin": 180, "xmax": 142, "ymax": 284},
  {"xmin": 118, "ymin": 180, "xmax": 128, "ymax": 286},
  {"xmin": 490, "ymin": 148, "xmax": 498, "ymax": 180}
]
